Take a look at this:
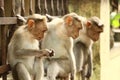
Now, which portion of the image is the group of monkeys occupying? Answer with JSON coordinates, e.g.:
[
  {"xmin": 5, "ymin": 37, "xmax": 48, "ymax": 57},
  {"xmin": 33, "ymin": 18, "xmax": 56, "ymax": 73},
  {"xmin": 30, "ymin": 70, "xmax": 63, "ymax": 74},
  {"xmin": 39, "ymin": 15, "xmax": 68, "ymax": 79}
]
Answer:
[{"xmin": 7, "ymin": 13, "xmax": 104, "ymax": 80}]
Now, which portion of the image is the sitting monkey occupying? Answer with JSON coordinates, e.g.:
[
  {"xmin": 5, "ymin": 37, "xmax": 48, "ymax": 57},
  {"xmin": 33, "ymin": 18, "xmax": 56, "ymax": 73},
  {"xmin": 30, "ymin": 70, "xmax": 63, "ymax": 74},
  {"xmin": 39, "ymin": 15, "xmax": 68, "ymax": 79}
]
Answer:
[{"xmin": 8, "ymin": 14, "xmax": 54, "ymax": 80}]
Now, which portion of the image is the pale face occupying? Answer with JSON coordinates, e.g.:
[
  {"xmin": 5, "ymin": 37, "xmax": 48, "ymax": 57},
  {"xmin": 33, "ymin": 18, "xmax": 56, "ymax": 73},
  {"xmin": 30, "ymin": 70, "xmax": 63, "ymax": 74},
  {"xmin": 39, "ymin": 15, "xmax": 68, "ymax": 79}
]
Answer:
[
  {"xmin": 87, "ymin": 23, "xmax": 103, "ymax": 41},
  {"xmin": 31, "ymin": 21, "xmax": 48, "ymax": 40},
  {"xmin": 67, "ymin": 19, "xmax": 82, "ymax": 39}
]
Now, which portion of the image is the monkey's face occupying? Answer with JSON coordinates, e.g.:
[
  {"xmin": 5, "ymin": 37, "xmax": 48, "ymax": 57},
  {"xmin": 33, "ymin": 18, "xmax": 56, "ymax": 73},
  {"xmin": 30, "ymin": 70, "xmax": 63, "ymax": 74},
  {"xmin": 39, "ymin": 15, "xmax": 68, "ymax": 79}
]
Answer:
[
  {"xmin": 87, "ymin": 24, "xmax": 103, "ymax": 41},
  {"xmin": 31, "ymin": 21, "xmax": 48, "ymax": 40},
  {"xmin": 66, "ymin": 20, "xmax": 82, "ymax": 39}
]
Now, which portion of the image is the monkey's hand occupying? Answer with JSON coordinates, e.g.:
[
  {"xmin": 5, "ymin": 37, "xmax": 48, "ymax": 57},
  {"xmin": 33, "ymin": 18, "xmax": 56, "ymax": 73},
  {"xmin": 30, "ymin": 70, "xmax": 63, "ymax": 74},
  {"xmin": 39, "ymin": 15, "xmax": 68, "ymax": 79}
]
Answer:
[
  {"xmin": 70, "ymin": 69, "xmax": 76, "ymax": 80},
  {"xmin": 85, "ymin": 67, "xmax": 92, "ymax": 79},
  {"xmin": 42, "ymin": 49, "xmax": 55, "ymax": 57}
]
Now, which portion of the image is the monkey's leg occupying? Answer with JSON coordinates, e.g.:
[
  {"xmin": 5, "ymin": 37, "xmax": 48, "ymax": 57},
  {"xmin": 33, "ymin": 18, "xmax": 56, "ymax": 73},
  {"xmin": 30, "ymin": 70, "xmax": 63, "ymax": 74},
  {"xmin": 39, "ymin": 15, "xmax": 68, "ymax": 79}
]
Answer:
[
  {"xmin": 47, "ymin": 62, "xmax": 60, "ymax": 80},
  {"xmin": 34, "ymin": 58, "xmax": 44, "ymax": 80},
  {"xmin": 12, "ymin": 67, "xmax": 19, "ymax": 80},
  {"xmin": 15, "ymin": 62, "xmax": 32, "ymax": 80}
]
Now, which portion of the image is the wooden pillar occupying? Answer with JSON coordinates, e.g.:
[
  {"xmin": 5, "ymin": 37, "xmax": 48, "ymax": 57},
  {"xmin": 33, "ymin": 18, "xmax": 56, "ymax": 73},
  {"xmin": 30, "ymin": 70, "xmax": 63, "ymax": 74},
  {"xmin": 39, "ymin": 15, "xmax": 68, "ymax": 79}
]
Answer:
[
  {"xmin": 15, "ymin": 0, "xmax": 21, "ymax": 15},
  {"xmin": 51, "ymin": 0, "xmax": 55, "ymax": 15},
  {"xmin": 21, "ymin": 0, "xmax": 25, "ymax": 16},
  {"xmin": 35, "ymin": 0, "xmax": 41, "ymax": 14},
  {"xmin": 100, "ymin": 0, "xmax": 110, "ymax": 80},
  {"xmin": 0, "ymin": 0, "xmax": 8, "ymax": 80},
  {"xmin": 8, "ymin": 0, "xmax": 17, "ymax": 44}
]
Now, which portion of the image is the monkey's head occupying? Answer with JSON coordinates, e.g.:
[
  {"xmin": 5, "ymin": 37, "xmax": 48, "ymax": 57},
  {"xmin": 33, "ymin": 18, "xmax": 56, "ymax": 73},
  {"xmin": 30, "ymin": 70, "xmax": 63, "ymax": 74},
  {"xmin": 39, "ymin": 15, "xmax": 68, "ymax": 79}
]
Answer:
[
  {"xmin": 27, "ymin": 14, "xmax": 48, "ymax": 40},
  {"xmin": 86, "ymin": 16, "xmax": 104, "ymax": 41},
  {"xmin": 64, "ymin": 13, "xmax": 83, "ymax": 39}
]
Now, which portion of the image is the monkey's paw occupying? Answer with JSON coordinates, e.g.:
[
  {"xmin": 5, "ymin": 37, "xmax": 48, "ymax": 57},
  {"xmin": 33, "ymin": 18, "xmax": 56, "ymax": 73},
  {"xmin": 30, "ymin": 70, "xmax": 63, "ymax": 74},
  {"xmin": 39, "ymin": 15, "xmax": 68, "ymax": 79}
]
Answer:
[
  {"xmin": 85, "ymin": 70, "xmax": 91, "ymax": 79},
  {"xmin": 45, "ymin": 49, "xmax": 55, "ymax": 57}
]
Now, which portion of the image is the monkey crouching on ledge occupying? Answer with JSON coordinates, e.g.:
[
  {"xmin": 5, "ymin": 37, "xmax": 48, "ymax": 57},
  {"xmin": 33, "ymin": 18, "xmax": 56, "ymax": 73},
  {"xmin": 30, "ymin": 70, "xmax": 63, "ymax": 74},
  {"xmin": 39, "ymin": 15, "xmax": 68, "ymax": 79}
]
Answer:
[{"xmin": 7, "ymin": 14, "xmax": 54, "ymax": 80}]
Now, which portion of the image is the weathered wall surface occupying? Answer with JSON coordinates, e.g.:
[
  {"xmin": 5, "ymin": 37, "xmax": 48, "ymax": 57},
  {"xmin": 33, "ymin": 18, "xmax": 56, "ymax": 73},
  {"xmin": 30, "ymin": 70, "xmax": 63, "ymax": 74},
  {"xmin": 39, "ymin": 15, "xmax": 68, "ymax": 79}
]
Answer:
[{"xmin": 69, "ymin": 0, "xmax": 100, "ymax": 17}]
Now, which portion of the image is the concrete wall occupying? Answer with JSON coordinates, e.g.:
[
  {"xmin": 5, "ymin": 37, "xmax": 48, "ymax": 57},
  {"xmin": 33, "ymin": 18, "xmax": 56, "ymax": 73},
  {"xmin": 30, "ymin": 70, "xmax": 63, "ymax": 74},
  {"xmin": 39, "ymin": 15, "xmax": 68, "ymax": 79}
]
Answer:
[{"xmin": 69, "ymin": 0, "xmax": 100, "ymax": 17}]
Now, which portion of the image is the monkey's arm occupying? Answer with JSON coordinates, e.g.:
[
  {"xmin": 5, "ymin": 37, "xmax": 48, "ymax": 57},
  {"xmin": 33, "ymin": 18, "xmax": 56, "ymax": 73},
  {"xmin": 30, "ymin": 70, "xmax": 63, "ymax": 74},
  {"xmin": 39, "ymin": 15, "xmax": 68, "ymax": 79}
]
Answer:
[
  {"xmin": 68, "ymin": 47, "xmax": 76, "ymax": 80},
  {"xmin": 65, "ymin": 39, "xmax": 76, "ymax": 80},
  {"xmin": 86, "ymin": 48, "xmax": 93, "ymax": 78},
  {"xmin": 15, "ymin": 49, "xmax": 54, "ymax": 58}
]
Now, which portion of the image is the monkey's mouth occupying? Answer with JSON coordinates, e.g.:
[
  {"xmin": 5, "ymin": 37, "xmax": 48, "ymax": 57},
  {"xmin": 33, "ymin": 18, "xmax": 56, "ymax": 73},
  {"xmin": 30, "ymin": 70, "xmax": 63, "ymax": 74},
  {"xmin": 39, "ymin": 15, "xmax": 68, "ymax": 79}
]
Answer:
[
  {"xmin": 36, "ymin": 37, "xmax": 43, "ymax": 40},
  {"xmin": 72, "ymin": 35, "xmax": 78, "ymax": 39},
  {"xmin": 92, "ymin": 34, "xmax": 100, "ymax": 42}
]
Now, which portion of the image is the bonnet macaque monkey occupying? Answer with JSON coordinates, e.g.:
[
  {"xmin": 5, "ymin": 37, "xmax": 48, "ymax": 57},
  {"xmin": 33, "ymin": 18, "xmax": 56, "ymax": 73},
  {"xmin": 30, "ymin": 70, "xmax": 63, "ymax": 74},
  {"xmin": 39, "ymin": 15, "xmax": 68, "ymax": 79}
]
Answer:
[
  {"xmin": 74, "ymin": 16, "xmax": 104, "ymax": 80},
  {"xmin": 42, "ymin": 13, "xmax": 83, "ymax": 80},
  {"xmin": 8, "ymin": 14, "xmax": 54, "ymax": 80}
]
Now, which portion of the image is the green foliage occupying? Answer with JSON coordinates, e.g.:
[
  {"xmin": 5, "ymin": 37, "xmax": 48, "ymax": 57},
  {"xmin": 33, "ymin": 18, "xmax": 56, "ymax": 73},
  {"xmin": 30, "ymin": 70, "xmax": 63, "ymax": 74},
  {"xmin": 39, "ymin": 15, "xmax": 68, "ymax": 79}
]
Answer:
[{"xmin": 111, "ymin": 13, "xmax": 120, "ymax": 28}]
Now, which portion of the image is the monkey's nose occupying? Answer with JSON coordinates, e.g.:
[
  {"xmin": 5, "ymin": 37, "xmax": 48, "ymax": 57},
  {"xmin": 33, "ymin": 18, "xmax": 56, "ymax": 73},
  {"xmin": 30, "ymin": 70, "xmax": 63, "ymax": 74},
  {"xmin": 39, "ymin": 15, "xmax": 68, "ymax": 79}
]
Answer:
[{"xmin": 74, "ymin": 35, "xmax": 78, "ymax": 39}]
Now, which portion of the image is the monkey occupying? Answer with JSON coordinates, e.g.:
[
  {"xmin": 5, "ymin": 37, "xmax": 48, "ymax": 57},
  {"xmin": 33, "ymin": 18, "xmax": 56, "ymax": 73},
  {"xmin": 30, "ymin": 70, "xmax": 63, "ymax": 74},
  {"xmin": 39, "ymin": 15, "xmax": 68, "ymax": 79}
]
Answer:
[
  {"xmin": 7, "ymin": 14, "xmax": 54, "ymax": 80},
  {"xmin": 73, "ymin": 16, "xmax": 104, "ymax": 80},
  {"xmin": 41, "ymin": 13, "xmax": 83, "ymax": 80}
]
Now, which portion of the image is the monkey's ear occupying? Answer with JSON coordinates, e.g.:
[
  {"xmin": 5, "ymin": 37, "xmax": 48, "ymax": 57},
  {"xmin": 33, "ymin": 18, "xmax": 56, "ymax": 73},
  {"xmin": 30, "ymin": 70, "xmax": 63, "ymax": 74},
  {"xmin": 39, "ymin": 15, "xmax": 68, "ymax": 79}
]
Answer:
[
  {"xmin": 86, "ymin": 21, "xmax": 92, "ymax": 28},
  {"xmin": 65, "ymin": 16, "xmax": 73, "ymax": 25},
  {"xmin": 27, "ymin": 19, "xmax": 35, "ymax": 28}
]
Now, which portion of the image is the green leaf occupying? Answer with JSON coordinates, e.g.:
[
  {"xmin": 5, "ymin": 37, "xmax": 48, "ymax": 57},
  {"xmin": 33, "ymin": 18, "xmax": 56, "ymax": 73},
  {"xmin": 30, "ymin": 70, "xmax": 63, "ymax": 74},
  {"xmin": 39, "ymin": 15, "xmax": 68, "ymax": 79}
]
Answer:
[{"xmin": 111, "ymin": 13, "xmax": 120, "ymax": 28}]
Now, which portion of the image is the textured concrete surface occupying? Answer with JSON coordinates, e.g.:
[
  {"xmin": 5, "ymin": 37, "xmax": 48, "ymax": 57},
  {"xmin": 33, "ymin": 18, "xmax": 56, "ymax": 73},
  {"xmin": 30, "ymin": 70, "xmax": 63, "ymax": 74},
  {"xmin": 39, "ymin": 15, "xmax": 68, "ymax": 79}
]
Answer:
[{"xmin": 101, "ymin": 42, "xmax": 120, "ymax": 80}]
